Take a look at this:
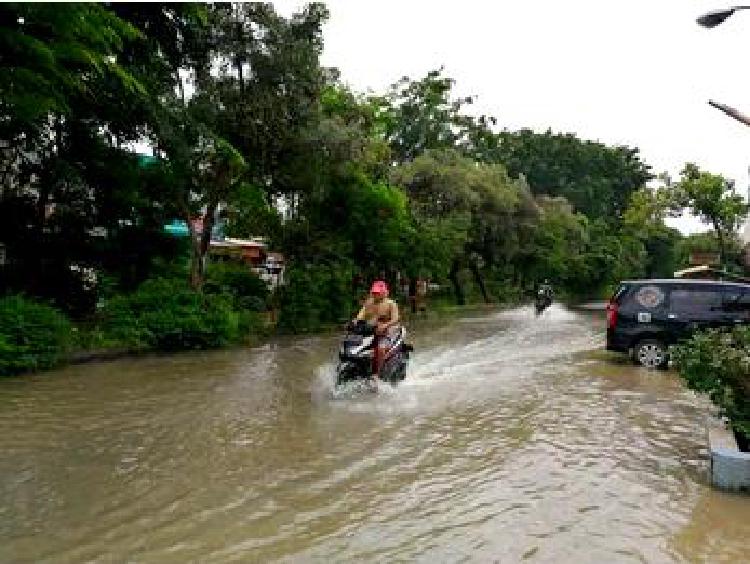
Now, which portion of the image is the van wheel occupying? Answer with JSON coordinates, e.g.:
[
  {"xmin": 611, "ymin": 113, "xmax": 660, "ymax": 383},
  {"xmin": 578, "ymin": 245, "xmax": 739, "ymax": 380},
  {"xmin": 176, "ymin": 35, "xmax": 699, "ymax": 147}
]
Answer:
[{"xmin": 634, "ymin": 339, "xmax": 668, "ymax": 369}]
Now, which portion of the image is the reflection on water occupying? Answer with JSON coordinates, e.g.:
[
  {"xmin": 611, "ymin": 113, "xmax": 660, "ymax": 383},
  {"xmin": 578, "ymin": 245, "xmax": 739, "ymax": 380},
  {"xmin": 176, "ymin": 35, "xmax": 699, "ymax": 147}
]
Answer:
[{"xmin": 1, "ymin": 305, "xmax": 748, "ymax": 562}]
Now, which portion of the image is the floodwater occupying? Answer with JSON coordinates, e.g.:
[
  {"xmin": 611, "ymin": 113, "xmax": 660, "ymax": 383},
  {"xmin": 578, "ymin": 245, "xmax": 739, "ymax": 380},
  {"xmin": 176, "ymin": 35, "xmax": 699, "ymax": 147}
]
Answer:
[{"xmin": 1, "ymin": 305, "xmax": 748, "ymax": 563}]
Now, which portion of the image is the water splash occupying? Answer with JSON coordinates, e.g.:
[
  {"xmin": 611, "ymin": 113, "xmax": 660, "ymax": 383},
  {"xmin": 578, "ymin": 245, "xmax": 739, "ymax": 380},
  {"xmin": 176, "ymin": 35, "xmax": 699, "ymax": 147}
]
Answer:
[{"xmin": 319, "ymin": 304, "xmax": 600, "ymax": 401}]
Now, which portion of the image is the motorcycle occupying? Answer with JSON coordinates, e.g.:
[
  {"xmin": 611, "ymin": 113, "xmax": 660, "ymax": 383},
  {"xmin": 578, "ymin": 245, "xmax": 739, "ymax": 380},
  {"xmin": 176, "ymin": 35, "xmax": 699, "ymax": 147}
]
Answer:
[
  {"xmin": 535, "ymin": 291, "xmax": 552, "ymax": 316},
  {"xmin": 335, "ymin": 320, "xmax": 412, "ymax": 387}
]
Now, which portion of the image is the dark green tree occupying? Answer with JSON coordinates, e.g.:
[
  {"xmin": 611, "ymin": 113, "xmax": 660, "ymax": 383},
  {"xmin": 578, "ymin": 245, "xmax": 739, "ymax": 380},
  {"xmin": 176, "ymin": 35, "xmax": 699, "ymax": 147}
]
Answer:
[{"xmin": 489, "ymin": 129, "xmax": 653, "ymax": 221}]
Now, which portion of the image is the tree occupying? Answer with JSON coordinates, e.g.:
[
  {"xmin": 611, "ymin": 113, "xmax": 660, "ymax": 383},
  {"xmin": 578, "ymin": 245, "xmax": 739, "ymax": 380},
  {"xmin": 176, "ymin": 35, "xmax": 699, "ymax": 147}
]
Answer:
[
  {"xmin": 140, "ymin": 3, "xmax": 328, "ymax": 288},
  {"xmin": 465, "ymin": 128, "xmax": 653, "ymax": 222},
  {"xmin": 621, "ymin": 184, "xmax": 683, "ymax": 278},
  {"xmin": 201, "ymin": 3, "xmax": 329, "ymax": 199},
  {"xmin": 317, "ymin": 82, "xmax": 391, "ymax": 179},
  {"xmin": 391, "ymin": 149, "xmax": 532, "ymax": 303},
  {"xmin": 514, "ymin": 196, "xmax": 586, "ymax": 289},
  {"xmin": 675, "ymin": 163, "xmax": 748, "ymax": 266},
  {"xmin": 155, "ymin": 117, "xmax": 246, "ymax": 288},
  {"xmin": 0, "ymin": 3, "xmax": 144, "ymax": 131},
  {"xmin": 223, "ymin": 182, "xmax": 282, "ymax": 241},
  {"xmin": 375, "ymin": 68, "xmax": 477, "ymax": 164},
  {"xmin": 0, "ymin": 3, "xmax": 174, "ymax": 313}
]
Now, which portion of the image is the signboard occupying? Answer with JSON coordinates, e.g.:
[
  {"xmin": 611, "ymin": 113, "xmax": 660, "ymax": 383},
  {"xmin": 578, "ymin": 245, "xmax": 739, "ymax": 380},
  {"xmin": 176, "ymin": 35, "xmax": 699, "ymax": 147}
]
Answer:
[
  {"xmin": 164, "ymin": 220, "xmax": 190, "ymax": 237},
  {"xmin": 163, "ymin": 218, "xmax": 224, "ymax": 239}
]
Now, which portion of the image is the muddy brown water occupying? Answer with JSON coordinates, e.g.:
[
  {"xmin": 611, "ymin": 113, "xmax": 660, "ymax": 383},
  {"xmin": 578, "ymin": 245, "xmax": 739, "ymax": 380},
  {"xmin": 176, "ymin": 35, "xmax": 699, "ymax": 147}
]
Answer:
[{"xmin": 1, "ymin": 305, "xmax": 748, "ymax": 563}]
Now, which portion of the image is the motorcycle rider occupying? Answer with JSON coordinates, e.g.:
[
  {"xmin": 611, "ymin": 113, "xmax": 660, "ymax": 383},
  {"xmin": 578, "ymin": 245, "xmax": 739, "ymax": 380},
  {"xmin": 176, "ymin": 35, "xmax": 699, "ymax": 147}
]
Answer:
[
  {"xmin": 354, "ymin": 280, "xmax": 400, "ymax": 382},
  {"xmin": 536, "ymin": 279, "xmax": 554, "ymax": 312},
  {"xmin": 538, "ymin": 279, "xmax": 554, "ymax": 300}
]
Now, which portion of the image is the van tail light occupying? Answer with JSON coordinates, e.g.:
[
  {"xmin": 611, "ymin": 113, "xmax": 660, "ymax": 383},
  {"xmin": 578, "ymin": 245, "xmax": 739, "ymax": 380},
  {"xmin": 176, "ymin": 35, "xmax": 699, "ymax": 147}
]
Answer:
[{"xmin": 606, "ymin": 301, "xmax": 619, "ymax": 329}]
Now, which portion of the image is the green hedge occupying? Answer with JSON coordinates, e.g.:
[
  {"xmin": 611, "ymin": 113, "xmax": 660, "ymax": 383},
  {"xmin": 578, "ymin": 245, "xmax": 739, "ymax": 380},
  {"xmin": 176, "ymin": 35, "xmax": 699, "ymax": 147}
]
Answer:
[
  {"xmin": 673, "ymin": 327, "xmax": 750, "ymax": 445},
  {"xmin": 0, "ymin": 296, "xmax": 72, "ymax": 375},
  {"xmin": 101, "ymin": 278, "xmax": 240, "ymax": 351}
]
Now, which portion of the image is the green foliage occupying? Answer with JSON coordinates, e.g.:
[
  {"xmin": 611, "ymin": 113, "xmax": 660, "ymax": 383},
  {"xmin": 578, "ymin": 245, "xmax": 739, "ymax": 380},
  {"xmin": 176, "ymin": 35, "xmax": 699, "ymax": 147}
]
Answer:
[
  {"xmin": 224, "ymin": 183, "xmax": 282, "ymax": 240},
  {"xmin": 674, "ymin": 164, "xmax": 748, "ymax": 266},
  {"xmin": 277, "ymin": 264, "xmax": 353, "ymax": 333},
  {"xmin": 205, "ymin": 262, "xmax": 269, "ymax": 312},
  {"xmin": 0, "ymin": 296, "xmax": 71, "ymax": 375},
  {"xmin": 101, "ymin": 278, "xmax": 239, "ymax": 351},
  {"xmin": 487, "ymin": 129, "xmax": 653, "ymax": 221},
  {"xmin": 673, "ymin": 328, "xmax": 750, "ymax": 444},
  {"xmin": 4, "ymin": 3, "xmax": 737, "ymax": 366},
  {"xmin": 376, "ymin": 68, "xmax": 477, "ymax": 164},
  {"xmin": 0, "ymin": 2, "xmax": 197, "ymax": 315},
  {"xmin": 0, "ymin": 3, "xmax": 144, "ymax": 124},
  {"xmin": 330, "ymin": 176, "xmax": 412, "ymax": 267},
  {"xmin": 318, "ymin": 83, "xmax": 391, "ymax": 177},
  {"xmin": 392, "ymin": 149, "xmax": 530, "ymax": 277},
  {"xmin": 620, "ymin": 184, "xmax": 685, "ymax": 279},
  {"xmin": 518, "ymin": 197, "xmax": 587, "ymax": 286}
]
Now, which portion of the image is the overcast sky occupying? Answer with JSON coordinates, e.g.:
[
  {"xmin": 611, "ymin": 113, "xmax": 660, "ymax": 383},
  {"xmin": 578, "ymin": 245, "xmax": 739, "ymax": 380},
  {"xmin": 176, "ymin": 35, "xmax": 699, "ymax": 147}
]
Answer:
[{"xmin": 272, "ymin": 0, "xmax": 750, "ymax": 234}]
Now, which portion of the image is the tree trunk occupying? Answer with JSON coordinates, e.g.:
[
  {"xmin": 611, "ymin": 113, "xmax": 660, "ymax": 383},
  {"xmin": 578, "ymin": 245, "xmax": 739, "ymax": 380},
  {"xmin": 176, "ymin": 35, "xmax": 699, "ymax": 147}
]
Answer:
[
  {"xmin": 190, "ymin": 202, "xmax": 219, "ymax": 290},
  {"xmin": 470, "ymin": 260, "xmax": 491, "ymax": 303},
  {"xmin": 449, "ymin": 258, "xmax": 465, "ymax": 306},
  {"xmin": 713, "ymin": 219, "xmax": 726, "ymax": 268},
  {"xmin": 187, "ymin": 221, "xmax": 204, "ymax": 290}
]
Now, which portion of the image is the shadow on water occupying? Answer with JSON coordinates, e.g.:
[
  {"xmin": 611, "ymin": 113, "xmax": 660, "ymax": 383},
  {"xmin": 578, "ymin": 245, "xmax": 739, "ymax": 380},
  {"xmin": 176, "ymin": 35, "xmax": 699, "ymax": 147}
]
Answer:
[{"xmin": 1, "ymin": 304, "xmax": 748, "ymax": 562}]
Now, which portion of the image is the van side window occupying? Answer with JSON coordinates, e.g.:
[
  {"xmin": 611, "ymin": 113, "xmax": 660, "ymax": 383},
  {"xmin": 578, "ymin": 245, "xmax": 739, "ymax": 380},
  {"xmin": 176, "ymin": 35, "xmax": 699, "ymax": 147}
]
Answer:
[
  {"xmin": 670, "ymin": 288, "xmax": 722, "ymax": 314},
  {"xmin": 722, "ymin": 288, "xmax": 750, "ymax": 312}
]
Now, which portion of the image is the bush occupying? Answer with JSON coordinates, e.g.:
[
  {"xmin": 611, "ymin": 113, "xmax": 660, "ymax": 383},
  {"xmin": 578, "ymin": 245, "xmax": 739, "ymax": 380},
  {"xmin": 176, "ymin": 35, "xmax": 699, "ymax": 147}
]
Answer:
[
  {"xmin": 277, "ymin": 263, "xmax": 353, "ymax": 333},
  {"xmin": 205, "ymin": 262, "xmax": 269, "ymax": 312},
  {"xmin": 672, "ymin": 327, "xmax": 750, "ymax": 446},
  {"xmin": 0, "ymin": 296, "xmax": 72, "ymax": 375},
  {"xmin": 101, "ymin": 278, "xmax": 240, "ymax": 351}
]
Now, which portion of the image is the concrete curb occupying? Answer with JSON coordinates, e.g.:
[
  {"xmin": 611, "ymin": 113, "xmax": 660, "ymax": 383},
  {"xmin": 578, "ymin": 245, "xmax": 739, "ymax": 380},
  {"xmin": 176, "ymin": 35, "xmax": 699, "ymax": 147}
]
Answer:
[{"xmin": 707, "ymin": 417, "xmax": 750, "ymax": 492}]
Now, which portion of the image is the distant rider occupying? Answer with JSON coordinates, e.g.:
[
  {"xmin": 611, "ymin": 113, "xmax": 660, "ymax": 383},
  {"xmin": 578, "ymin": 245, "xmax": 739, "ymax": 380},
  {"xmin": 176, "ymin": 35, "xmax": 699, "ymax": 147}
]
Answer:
[
  {"xmin": 538, "ymin": 279, "xmax": 554, "ymax": 300},
  {"xmin": 355, "ymin": 280, "xmax": 400, "ymax": 382}
]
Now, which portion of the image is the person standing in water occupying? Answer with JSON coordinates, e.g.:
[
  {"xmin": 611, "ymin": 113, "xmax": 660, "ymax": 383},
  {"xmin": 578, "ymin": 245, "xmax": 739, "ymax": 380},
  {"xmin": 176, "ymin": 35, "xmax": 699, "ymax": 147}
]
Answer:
[{"xmin": 355, "ymin": 280, "xmax": 400, "ymax": 382}]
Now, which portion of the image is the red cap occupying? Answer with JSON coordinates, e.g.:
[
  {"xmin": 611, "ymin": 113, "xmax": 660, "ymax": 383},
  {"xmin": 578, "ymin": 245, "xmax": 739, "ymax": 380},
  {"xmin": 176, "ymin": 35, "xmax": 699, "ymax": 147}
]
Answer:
[{"xmin": 370, "ymin": 280, "xmax": 388, "ymax": 295}]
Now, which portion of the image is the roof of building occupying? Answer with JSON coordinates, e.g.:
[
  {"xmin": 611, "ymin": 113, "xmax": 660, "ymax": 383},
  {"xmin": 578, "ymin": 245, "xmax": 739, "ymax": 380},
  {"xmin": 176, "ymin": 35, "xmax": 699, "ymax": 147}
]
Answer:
[
  {"xmin": 673, "ymin": 264, "xmax": 716, "ymax": 277},
  {"xmin": 210, "ymin": 237, "xmax": 266, "ymax": 248}
]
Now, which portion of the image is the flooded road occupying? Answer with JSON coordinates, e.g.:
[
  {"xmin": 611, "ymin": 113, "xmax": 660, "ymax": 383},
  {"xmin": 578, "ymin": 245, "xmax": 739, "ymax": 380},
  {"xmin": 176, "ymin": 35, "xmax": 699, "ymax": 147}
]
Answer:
[{"xmin": 1, "ymin": 305, "xmax": 748, "ymax": 563}]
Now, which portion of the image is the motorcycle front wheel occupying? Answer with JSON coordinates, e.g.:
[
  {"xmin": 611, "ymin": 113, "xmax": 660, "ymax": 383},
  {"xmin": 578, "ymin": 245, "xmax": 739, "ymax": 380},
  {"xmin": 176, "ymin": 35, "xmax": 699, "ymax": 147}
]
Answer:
[{"xmin": 336, "ymin": 362, "xmax": 368, "ymax": 386}]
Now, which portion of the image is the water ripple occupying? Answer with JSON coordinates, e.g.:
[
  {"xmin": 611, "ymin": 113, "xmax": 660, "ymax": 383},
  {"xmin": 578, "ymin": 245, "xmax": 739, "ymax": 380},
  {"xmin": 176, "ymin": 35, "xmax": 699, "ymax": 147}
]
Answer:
[{"xmin": 1, "ymin": 306, "xmax": 748, "ymax": 563}]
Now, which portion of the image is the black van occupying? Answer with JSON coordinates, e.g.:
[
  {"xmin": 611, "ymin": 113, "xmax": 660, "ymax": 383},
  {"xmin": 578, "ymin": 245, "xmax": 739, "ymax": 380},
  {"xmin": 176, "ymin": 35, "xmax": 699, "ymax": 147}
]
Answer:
[{"xmin": 606, "ymin": 279, "xmax": 750, "ymax": 368}]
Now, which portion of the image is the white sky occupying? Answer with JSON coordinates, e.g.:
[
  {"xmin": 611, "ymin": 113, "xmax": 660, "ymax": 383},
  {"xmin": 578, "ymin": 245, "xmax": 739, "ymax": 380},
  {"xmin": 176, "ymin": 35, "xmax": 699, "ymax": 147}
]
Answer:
[{"xmin": 273, "ymin": 0, "xmax": 750, "ymax": 234}]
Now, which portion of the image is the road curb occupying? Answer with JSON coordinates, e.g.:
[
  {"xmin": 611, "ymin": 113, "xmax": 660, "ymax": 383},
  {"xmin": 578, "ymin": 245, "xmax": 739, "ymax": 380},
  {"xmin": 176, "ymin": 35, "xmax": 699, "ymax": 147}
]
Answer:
[{"xmin": 707, "ymin": 417, "xmax": 750, "ymax": 492}]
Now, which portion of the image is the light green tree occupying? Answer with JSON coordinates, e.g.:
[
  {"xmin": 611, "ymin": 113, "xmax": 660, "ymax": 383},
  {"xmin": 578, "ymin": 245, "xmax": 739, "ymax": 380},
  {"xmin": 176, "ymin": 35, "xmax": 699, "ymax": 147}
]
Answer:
[{"xmin": 675, "ymin": 163, "xmax": 748, "ymax": 266}]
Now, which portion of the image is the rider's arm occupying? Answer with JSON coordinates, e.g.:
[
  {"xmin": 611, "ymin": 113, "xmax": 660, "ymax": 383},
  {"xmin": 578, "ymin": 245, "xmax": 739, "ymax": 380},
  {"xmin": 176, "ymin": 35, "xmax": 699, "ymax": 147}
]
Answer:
[
  {"xmin": 355, "ymin": 298, "xmax": 371, "ymax": 321},
  {"xmin": 387, "ymin": 300, "xmax": 399, "ymax": 327}
]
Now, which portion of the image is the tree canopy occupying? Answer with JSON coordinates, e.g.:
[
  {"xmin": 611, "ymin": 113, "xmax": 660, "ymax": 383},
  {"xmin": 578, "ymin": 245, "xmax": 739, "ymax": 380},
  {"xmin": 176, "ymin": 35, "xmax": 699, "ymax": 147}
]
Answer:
[{"xmin": 1, "ymin": 3, "xmax": 740, "ymax": 326}]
